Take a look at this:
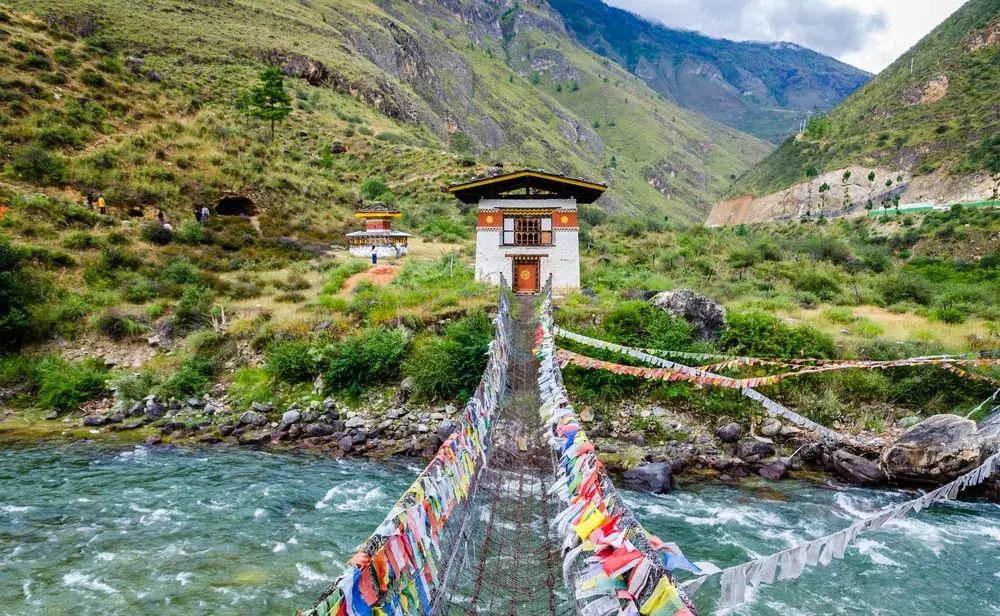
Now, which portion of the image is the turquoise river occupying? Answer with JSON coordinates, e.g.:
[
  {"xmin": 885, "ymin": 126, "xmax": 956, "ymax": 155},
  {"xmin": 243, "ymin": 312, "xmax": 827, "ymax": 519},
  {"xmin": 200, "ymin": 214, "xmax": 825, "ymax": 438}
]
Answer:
[{"xmin": 1, "ymin": 444, "xmax": 999, "ymax": 615}]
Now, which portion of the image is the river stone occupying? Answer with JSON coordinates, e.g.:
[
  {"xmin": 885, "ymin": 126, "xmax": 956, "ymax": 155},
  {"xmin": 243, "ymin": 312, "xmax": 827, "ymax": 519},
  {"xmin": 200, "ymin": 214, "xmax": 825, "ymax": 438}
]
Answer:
[
  {"xmin": 83, "ymin": 415, "xmax": 107, "ymax": 427},
  {"xmin": 758, "ymin": 460, "xmax": 788, "ymax": 481},
  {"xmin": 239, "ymin": 410, "xmax": 269, "ymax": 428},
  {"xmin": 238, "ymin": 430, "xmax": 271, "ymax": 446},
  {"xmin": 107, "ymin": 412, "xmax": 124, "ymax": 424},
  {"xmin": 832, "ymin": 450, "xmax": 886, "ymax": 484},
  {"xmin": 145, "ymin": 404, "xmax": 166, "ymax": 420},
  {"xmin": 304, "ymin": 423, "xmax": 335, "ymax": 438},
  {"xmin": 760, "ymin": 418, "xmax": 782, "ymax": 437},
  {"xmin": 436, "ymin": 419, "xmax": 456, "ymax": 442},
  {"xmin": 281, "ymin": 410, "xmax": 301, "ymax": 428},
  {"xmin": 337, "ymin": 435, "xmax": 353, "ymax": 452},
  {"xmin": 736, "ymin": 439, "xmax": 775, "ymax": 461},
  {"xmin": 127, "ymin": 401, "xmax": 145, "ymax": 417},
  {"xmin": 977, "ymin": 411, "xmax": 1000, "ymax": 456},
  {"xmin": 251, "ymin": 401, "xmax": 274, "ymax": 413},
  {"xmin": 881, "ymin": 414, "xmax": 983, "ymax": 484},
  {"xmin": 715, "ymin": 422, "xmax": 741, "ymax": 443},
  {"xmin": 345, "ymin": 416, "xmax": 365, "ymax": 429},
  {"xmin": 648, "ymin": 289, "xmax": 726, "ymax": 340},
  {"xmin": 623, "ymin": 463, "xmax": 674, "ymax": 494}
]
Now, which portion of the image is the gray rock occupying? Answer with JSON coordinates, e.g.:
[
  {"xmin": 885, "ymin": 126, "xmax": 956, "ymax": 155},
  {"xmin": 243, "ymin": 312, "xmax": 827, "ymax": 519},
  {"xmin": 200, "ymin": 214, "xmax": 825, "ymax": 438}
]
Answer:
[
  {"xmin": 417, "ymin": 423, "xmax": 430, "ymax": 433},
  {"xmin": 623, "ymin": 463, "xmax": 674, "ymax": 494},
  {"xmin": 393, "ymin": 377, "xmax": 415, "ymax": 406},
  {"xmin": 337, "ymin": 436, "xmax": 353, "ymax": 452},
  {"xmin": 304, "ymin": 424, "xmax": 335, "ymax": 438},
  {"xmin": 187, "ymin": 397, "xmax": 202, "ymax": 407},
  {"xmin": 778, "ymin": 425, "xmax": 802, "ymax": 437},
  {"xmin": 648, "ymin": 289, "xmax": 726, "ymax": 340},
  {"xmin": 345, "ymin": 416, "xmax": 365, "ymax": 429},
  {"xmin": 832, "ymin": 450, "xmax": 886, "ymax": 484},
  {"xmin": 83, "ymin": 415, "xmax": 107, "ymax": 427},
  {"xmin": 758, "ymin": 460, "xmax": 788, "ymax": 481},
  {"xmin": 430, "ymin": 412, "xmax": 445, "ymax": 421},
  {"xmin": 386, "ymin": 408, "xmax": 406, "ymax": 420},
  {"xmin": 107, "ymin": 412, "xmax": 124, "ymax": 424},
  {"xmin": 251, "ymin": 401, "xmax": 274, "ymax": 413},
  {"xmin": 760, "ymin": 418, "xmax": 782, "ymax": 437},
  {"xmin": 123, "ymin": 420, "xmax": 146, "ymax": 430},
  {"xmin": 898, "ymin": 415, "xmax": 922, "ymax": 429},
  {"xmin": 239, "ymin": 430, "xmax": 272, "ymax": 446},
  {"xmin": 145, "ymin": 404, "xmax": 166, "ymax": 420},
  {"xmin": 352, "ymin": 430, "xmax": 368, "ymax": 444},
  {"xmin": 435, "ymin": 419, "xmax": 456, "ymax": 442},
  {"xmin": 881, "ymin": 414, "xmax": 983, "ymax": 484},
  {"xmin": 715, "ymin": 422, "xmax": 741, "ymax": 443},
  {"xmin": 145, "ymin": 434, "xmax": 162, "ymax": 446},
  {"xmin": 444, "ymin": 404, "xmax": 457, "ymax": 415},
  {"xmin": 44, "ymin": 411, "xmax": 59, "ymax": 421},
  {"xmin": 127, "ymin": 401, "xmax": 145, "ymax": 417},
  {"xmin": 736, "ymin": 439, "xmax": 775, "ymax": 461},
  {"xmin": 219, "ymin": 424, "xmax": 234, "ymax": 437},
  {"xmin": 281, "ymin": 410, "xmax": 301, "ymax": 427},
  {"xmin": 580, "ymin": 288, "xmax": 597, "ymax": 299},
  {"xmin": 651, "ymin": 406, "xmax": 668, "ymax": 417},
  {"xmin": 239, "ymin": 410, "xmax": 269, "ymax": 428}
]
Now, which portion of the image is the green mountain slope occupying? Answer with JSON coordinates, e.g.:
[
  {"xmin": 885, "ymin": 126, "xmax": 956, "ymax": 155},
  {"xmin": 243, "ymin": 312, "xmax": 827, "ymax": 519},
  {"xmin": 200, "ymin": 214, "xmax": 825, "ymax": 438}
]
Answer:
[
  {"xmin": 0, "ymin": 0, "xmax": 770, "ymax": 221},
  {"xmin": 548, "ymin": 0, "xmax": 871, "ymax": 143},
  {"xmin": 730, "ymin": 0, "xmax": 1000, "ymax": 198}
]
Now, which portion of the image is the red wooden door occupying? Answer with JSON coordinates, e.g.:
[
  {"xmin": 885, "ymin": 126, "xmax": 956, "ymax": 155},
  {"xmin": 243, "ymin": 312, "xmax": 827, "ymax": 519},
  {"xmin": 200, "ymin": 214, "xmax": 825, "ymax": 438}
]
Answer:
[{"xmin": 515, "ymin": 261, "xmax": 538, "ymax": 293}]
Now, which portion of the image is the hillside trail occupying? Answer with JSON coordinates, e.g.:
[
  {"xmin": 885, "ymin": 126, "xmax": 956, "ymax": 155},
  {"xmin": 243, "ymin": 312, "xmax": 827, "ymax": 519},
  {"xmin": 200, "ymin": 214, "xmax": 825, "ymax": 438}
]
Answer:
[{"xmin": 341, "ymin": 264, "xmax": 400, "ymax": 293}]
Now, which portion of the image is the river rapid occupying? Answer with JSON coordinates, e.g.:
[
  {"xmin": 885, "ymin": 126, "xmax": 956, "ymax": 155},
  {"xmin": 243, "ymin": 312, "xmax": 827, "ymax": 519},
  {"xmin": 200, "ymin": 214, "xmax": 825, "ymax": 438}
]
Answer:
[{"xmin": 1, "ymin": 444, "xmax": 998, "ymax": 615}]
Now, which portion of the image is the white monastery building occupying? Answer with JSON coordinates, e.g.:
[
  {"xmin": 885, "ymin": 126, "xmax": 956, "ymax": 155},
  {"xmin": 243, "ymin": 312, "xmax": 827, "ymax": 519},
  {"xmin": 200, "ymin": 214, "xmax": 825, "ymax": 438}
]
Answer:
[
  {"xmin": 449, "ymin": 169, "xmax": 607, "ymax": 293},
  {"xmin": 346, "ymin": 202, "xmax": 410, "ymax": 258}
]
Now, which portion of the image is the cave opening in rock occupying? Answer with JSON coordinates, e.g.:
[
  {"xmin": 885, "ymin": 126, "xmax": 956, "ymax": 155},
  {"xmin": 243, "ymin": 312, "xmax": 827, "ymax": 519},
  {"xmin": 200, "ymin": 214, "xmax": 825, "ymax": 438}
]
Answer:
[{"xmin": 214, "ymin": 196, "xmax": 257, "ymax": 216}]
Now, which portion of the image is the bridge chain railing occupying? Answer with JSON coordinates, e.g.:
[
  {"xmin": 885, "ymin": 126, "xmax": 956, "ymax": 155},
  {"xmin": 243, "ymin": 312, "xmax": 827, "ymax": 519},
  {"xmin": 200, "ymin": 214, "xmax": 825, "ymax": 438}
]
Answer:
[
  {"xmin": 535, "ymin": 278, "xmax": 699, "ymax": 616},
  {"xmin": 299, "ymin": 282, "xmax": 514, "ymax": 616}
]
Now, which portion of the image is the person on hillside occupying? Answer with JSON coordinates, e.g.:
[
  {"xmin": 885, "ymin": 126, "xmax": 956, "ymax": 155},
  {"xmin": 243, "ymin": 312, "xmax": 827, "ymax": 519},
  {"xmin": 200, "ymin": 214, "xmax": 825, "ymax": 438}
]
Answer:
[
  {"xmin": 394, "ymin": 243, "xmax": 401, "ymax": 259},
  {"xmin": 200, "ymin": 206, "xmax": 210, "ymax": 225},
  {"xmin": 157, "ymin": 207, "xmax": 165, "ymax": 223},
  {"xmin": 86, "ymin": 192, "xmax": 95, "ymax": 211},
  {"xmin": 194, "ymin": 206, "xmax": 201, "ymax": 223},
  {"xmin": 371, "ymin": 245, "xmax": 378, "ymax": 265},
  {"xmin": 97, "ymin": 195, "xmax": 107, "ymax": 215}
]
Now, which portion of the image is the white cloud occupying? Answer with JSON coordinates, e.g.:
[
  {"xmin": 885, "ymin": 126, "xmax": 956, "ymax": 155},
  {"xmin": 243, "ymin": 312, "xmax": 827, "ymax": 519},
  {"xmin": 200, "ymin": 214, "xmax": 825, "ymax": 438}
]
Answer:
[{"xmin": 602, "ymin": 0, "xmax": 967, "ymax": 73}]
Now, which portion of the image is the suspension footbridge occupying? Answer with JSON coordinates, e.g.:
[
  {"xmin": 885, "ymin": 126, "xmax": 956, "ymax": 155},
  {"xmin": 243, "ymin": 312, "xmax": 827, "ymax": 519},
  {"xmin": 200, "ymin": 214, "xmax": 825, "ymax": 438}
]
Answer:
[{"xmin": 298, "ymin": 280, "xmax": 999, "ymax": 616}]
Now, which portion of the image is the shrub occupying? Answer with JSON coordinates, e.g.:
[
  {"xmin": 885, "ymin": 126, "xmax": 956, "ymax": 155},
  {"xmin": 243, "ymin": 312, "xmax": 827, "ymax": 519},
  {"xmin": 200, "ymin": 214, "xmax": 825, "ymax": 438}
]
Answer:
[
  {"xmin": 721, "ymin": 311, "xmax": 836, "ymax": 358},
  {"xmin": 140, "ymin": 224, "xmax": 174, "ymax": 245},
  {"xmin": 62, "ymin": 231, "xmax": 101, "ymax": 250},
  {"xmin": 325, "ymin": 328, "xmax": 408, "ymax": 393},
  {"xmin": 9, "ymin": 145, "xmax": 68, "ymax": 184},
  {"xmin": 321, "ymin": 260, "xmax": 368, "ymax": 296},
  {"xmin": 361, "ymin": 177, "xmax": 391, "ymax": 201},
  {"xmin": 95, "ymin": 311, "xmax": 148, "ymax": 340},
  {"xmin": 108, "ymin": 370, "xmax": 163, "ymax": 403},
  {"xmin": 36, "ymin": 358, "xmax": 108, "ymax": 412},
  {"xmin": 176, "ymin": 220, "xmax": 208, "ymax": 244},
  {"xmin": 601, "ymin": 302, "xmax": 693, "ymax": 351},
  {"xmin": 931, "ymin": 307, "xmax": 966, "ymax": 324},
  {"xmin": 404, "ymin": 337, "xmax": 463, "ymax": 401},
  {"xmin": 164, "ymin": 354, "xmax": 214, "ymax": 396},
  {"xmin": 174, "ymin": 286, "xmax": 214, "ymax": 328},
  {"xmin": 228, "ymin": 367, "xmax": 276, "ymax": 407},
  {"xmin": 882, "ymin": 273, "xmax": 934, "ymax": 306},
  {"xmin": 0, "ymin": 236, "xmax": 40, "ymax": 349},
  {"xmin": 822, "ymin": 307, "xmax": 855, "ymax": 324},
  {"xmin": 266, "ymin": 339, "xmax": 323, "ymax": 382}
]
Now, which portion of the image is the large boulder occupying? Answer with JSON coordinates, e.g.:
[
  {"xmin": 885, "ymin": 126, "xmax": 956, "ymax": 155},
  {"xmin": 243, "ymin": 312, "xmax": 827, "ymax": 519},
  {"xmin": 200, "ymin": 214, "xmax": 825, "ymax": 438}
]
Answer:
[
  {"xmin": 978, "ymin": 411, "xmax": 1000, "ymax": 457},
  {"xmin": 648, "ymin": 290, "xmax": 726, "ymax": 340},
  {"xmin": 623, "ymin": 463, "xmax": 674, "ymax": 494},
  {"xmin": 238, "ymin": 410, "xmax": 269, "ymax": 428},
  {"xmin": 735, "ymin": 439, "xmax": 775, "ymax": 462},
  {"xmin": 881, "ymin": 414, "xmax": 983, "ymax": 484},
  {"xmin": 831, "ymin": 450, "xmax": 886, "ymax": 485},
  {"xmin": 715, "ymin": 422, "xmax": 742, "ymax": 443}
]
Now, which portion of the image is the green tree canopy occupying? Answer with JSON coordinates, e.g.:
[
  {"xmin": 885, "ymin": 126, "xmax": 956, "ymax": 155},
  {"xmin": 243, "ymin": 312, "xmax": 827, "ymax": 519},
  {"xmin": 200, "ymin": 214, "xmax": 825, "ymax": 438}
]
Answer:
[{"xmin": 247, "ymin": 66, "xmax": 293, "ymax": 139}]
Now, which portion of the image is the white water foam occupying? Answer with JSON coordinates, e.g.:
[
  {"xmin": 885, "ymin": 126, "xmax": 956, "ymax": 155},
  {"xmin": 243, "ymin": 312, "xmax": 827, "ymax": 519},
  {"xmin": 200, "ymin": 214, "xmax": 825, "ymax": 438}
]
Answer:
[
  {"xmin": 63, "ymin": 571, "xmax": 118, "ymax": 595},
  {"xmin": 253, "ymin": 508, "xmax": 267, "ymax": 519},
  {"xmin": 296, "ymin": 563, "xmax": 331, "ymax": 583},
  {"xmin": 175, "ymin": 572, "xmax": 193, "ymax": 586},
  {"xmin": 0, "ymin": 505, "xmax": 32, "ymax": 513},
  {"xmin": 272, "ymin": 542, "xmax": 287, "ymax": 553},
  {"xmin": 854, "ymin": 539, "xmax": 902, "ymax": 567},
  {"xmin": 96, "ymin": 552, "xmax": 116, "ymax": 562}
]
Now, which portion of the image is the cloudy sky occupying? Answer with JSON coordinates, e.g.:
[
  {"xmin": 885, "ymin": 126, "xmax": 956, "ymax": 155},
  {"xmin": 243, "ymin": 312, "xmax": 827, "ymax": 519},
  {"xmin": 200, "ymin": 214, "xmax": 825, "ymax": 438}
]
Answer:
[{"xmin": 603, "ymin": 0, "xmax": 967, "ymax": 73}]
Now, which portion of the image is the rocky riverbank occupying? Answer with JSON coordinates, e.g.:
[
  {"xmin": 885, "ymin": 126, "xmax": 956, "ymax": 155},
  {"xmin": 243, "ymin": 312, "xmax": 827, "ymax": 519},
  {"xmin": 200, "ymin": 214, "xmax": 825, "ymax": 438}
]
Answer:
[{"xmin": 4, "ymin": 382, "xmax": 998, "ymax": 499}]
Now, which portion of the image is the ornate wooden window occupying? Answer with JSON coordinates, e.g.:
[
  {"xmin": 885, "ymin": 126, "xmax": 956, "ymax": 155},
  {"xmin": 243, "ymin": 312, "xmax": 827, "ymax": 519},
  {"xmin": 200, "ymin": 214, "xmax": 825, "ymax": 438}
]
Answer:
[{"xmin": 503, "ymin": 216, "xmax": 553, "ymax": 245}]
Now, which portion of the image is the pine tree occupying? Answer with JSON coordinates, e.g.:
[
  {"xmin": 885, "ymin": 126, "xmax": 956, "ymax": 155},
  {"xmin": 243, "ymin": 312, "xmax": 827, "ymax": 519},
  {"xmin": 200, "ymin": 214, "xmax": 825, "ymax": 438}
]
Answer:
[{"xmin": 249, "ymin": 67, "xmax": 293, "ymax": 140}]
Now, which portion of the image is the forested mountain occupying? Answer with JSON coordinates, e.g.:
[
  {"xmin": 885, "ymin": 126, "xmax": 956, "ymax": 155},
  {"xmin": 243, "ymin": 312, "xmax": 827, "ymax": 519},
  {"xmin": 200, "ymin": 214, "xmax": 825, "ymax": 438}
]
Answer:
[
  {"xmin": 0, "ymin": 0, "xmax": 772, "ymax": 221},
  {"xmin": 549, "ymin": 0, "xmax": 871, "ymax": 143},
  {"xmin": 729, "ymin": 0, "xmax": 1000, "ymax": 200}
]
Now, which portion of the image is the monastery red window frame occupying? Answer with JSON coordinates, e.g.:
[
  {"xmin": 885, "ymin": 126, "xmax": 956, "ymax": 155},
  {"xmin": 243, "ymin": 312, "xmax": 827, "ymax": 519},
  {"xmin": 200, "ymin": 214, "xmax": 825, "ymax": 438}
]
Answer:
[{"xmin": 502, "ymin": 215, "xmax": 553, "ymax": 246}]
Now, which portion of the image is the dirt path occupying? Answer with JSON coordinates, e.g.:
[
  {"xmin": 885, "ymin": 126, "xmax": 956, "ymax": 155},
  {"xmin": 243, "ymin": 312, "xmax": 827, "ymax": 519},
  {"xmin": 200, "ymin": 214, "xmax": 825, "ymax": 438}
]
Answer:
[{"xmin": 342, "ymin": 264, "xmax": 401, "ymax": 293}]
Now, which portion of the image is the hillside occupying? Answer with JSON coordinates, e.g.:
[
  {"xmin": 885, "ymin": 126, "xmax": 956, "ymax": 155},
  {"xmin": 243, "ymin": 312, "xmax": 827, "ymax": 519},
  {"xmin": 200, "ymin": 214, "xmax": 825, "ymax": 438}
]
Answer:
[
  {"xmin": 724, "ymin": 0, "xmax": 1000, "ymax": 219},
  {"xmin": 549, "ymin": 0, "xmax": 871, "ymax": 143},
  {"xmin": 0, "ymin": 0, "xmax": 770, "ymax": 222}
]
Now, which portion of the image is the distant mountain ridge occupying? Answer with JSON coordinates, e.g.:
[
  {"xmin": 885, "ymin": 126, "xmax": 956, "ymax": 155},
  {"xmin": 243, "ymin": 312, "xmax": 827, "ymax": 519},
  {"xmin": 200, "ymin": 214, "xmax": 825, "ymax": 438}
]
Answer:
[
  {"xmin": 722, "ymin": 0, "xmax": 1000, "ymax": 220},
  {"xmin": 548, "ymin": 0, "xmax": 872, "ymax": 143}
]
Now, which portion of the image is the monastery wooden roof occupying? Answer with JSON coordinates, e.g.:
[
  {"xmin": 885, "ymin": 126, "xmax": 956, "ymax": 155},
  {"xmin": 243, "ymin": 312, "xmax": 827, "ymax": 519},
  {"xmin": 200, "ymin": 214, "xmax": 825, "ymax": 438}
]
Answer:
[{"xmin": 448, "ymin": 169, "xmax": 607, "ymax": 204}]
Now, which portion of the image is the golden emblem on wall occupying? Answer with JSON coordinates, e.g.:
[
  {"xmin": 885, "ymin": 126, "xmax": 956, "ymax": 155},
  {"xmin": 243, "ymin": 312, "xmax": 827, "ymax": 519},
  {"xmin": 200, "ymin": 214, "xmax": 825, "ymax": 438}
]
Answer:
[
  {"xmin": 520, "ymin": 269, "xmax": 531, "ymax": 280},
  {"xmin": 485, "ymin": 215, "xmax": 494, "ymax": 224},
  {"xmin": 561, "ymin": 215, "xmax": 569, "ymax": 224}
]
